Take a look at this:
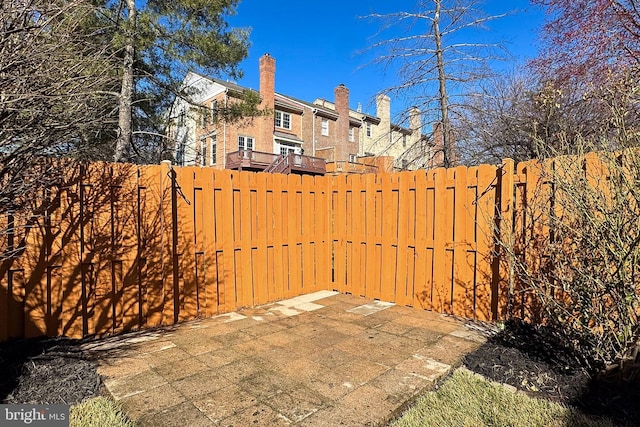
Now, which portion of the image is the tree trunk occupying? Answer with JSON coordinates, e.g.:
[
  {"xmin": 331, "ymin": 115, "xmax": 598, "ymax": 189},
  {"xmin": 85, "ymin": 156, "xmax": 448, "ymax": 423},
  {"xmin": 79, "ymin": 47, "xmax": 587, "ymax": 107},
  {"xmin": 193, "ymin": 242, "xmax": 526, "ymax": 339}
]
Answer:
[
  {"xmin": 113, "ymin": 0, "xmax": 136, "ymax": 162},
  {"xmin": 433, "ymin": 0, "xmax": 452, "ymax": 167}
]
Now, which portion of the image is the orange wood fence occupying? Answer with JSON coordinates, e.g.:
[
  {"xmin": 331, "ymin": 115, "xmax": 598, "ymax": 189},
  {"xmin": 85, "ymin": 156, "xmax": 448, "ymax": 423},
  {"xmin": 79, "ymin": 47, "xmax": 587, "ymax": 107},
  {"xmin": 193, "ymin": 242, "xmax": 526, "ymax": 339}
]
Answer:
[{"xmin": 0, "ymin": 159, "xmax": 522, "ymax": 341}]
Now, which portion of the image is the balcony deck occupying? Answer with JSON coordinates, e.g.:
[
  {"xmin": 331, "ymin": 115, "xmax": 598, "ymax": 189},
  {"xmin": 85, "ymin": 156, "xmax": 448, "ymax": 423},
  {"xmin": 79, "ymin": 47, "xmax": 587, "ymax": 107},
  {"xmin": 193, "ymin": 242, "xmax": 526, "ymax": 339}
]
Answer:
[
  {"xmin": 226, "ymin": 150, "xmax": 326, "ymax": 175},
  {"xmin": 325, "ymin": 161, "xmax": 378, "ymax": 174}
]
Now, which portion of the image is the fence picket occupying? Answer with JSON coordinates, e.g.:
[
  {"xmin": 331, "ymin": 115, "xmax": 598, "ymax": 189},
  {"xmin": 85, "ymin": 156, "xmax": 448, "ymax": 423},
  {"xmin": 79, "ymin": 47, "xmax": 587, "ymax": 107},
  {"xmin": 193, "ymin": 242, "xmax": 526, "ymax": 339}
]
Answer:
[
  {"xmin": 238, "ymin": 172, "xmax": 254, "ymax": 306},
  {"xmin": 431, "ymin": 168, "xmax": 449, "ymax": 313},
  {"xmin": 379, "ymin": 174, "xmax": 397, "ymax": 302},
  {"xmin": 363, "ymin": 174, "xmax": 378, "ymax": 299},
  {"xmin": 316, "ymin": 176, "xmax": 330, "ymax": 291},
  {"xmin": 301, "ymin": 175, "xmax": 316, "ymax": 294},
  {"xmin": 349, "ymin": 174, "xmax": 365, "ymax": 298},
  {"xmin": 287, "ymin": 174, "xmax": 302, "ymax": 299},
  {"xmin": 395, "ymin": 172, "xmax": 411, "ymax": 307},
  {"xmin": 333, "ymin": 175, "xmax": 347, "ymax": 292},
  {"xmin": 475, "ymin": 164, "xmax": 497, "ymax": 321},
  {"xmin": 498, "ymin": 159, "xmax": 515, "ymax": 320},
  {"xmin": 452, "ymin": 165, "xmax": 471, "ymax": 317},
  {"xmin": 253, "ymin": 173, "xmax": 269, "ymax": 305},
  {"xmin": 271, "ymin": 174, "xmax": 285, "ymax": 300},
  {"xmin": 217, "ymin": 170, "xmax": 236, "ymax": 312},
  {"xmin": 413, "ymin": 170, "xmax": 429, "ymax": 309}
]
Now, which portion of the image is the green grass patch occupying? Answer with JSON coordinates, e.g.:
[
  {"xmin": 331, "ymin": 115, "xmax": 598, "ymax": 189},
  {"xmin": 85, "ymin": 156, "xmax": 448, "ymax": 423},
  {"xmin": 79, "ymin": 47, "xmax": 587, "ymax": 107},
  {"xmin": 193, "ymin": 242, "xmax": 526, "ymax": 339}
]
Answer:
[
  {"xmin": 390, "ymin": 369, "xmax": 616, "ymax": 427},
  {"xmin": 70, "ymin": 396, "xmax": 134, "ymax": 427}
]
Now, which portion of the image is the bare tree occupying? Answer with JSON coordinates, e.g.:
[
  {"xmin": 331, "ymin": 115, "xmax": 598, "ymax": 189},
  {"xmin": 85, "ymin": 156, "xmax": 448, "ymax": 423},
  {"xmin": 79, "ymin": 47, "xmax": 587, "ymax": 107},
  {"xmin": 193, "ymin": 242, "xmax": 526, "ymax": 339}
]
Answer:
[
  {"xmin": 455, "ymin": 72, "xmax": 539, "ymax": 164},
  {"xmin": 457, "ymin": 66, "xmax": 640, "ymax": 165},
  {"xmin": 532, "ymin": 0, "xmax": 640, "ymax": 85},
  {"xmin": 366, "ymin": 0, "xmax": 509, "ymax": 168},
  {"xmin": 0, "ymin": 0, "xmax": 119, "ymax": 214},
  {"xmin": 613, "ymin": 0, "xmax": 640, "ymax": 65}
]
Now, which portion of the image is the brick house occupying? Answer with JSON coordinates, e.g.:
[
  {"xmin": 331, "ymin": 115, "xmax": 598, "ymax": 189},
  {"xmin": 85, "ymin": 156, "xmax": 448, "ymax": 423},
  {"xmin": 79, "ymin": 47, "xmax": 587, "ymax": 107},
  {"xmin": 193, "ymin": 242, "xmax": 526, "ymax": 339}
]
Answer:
[{"xmin": 168, "ymin": 54, "xmax": 431, "ymax": 173}]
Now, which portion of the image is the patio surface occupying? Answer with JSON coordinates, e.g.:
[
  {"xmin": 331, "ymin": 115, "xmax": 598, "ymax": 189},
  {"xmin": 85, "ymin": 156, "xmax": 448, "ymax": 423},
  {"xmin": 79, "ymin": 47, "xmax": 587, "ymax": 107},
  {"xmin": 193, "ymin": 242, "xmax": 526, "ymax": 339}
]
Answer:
[{"xmin": 82, "ymin": 291, "xmax": 488, "ymax": 426}]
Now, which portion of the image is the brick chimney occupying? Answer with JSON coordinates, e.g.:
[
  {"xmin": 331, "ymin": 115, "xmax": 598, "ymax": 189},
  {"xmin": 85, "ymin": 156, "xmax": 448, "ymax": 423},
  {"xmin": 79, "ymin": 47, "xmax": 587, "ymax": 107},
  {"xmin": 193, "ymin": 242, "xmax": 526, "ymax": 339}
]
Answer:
[
  {"xmin": 376, "ymin": 93, "xmax": 391, "ymax": 139},
  {"xmin": 334, "ymin": 84, "xmax": 350, "ymax": 161},
  {"xmin": 259, "ymin": 53, "xmax": 275, "ymax": 152},
  {"xmin": 409, "ymin": 106, "xmax": 421, "ymax": 147},
  {"xmin": 431, "ymin": 122, "xmax": 445, "ymax": 168}
]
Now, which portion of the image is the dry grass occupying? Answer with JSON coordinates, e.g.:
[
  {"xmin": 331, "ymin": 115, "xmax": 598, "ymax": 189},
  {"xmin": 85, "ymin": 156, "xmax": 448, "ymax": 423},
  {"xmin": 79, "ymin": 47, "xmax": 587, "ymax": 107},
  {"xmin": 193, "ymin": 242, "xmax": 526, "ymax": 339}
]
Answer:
[
  {"xmin": 390, "ymin": 369, "xmax": 617, "ymax": 427},
  {"xmin": 70, "ymin": 397, "xmax": 134, "ymax": 427}
]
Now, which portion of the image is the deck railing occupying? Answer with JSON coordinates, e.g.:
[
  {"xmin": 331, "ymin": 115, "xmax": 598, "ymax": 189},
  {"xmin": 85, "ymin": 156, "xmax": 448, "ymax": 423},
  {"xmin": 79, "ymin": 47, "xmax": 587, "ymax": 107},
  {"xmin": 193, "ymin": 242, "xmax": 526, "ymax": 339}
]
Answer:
[
  {"xmin": 226, "ymin": 150, "xmax": 279, "ymax": 169},
  {"xmin": 226, "ymin": 150, "xmax": 326, "ymax": 175},
  {"xmin": 326, "ymin": 161, "xmax": 378, "ymax": 174}
]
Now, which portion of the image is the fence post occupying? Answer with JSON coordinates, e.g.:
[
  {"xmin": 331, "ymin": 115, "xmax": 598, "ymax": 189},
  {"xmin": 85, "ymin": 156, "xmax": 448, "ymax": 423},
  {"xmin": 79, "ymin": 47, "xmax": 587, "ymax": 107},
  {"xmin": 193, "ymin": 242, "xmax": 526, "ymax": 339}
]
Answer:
[
  {"xmin": 496, "ymin": 158, "xmax": 515, "ymax": 320},
  {"xmin": 159, "ymin": 160, "xmax": 178, "ymax": 324},
  {"xmin": 169, "ymin": 163, "xmax": 180, "ymax": 323}
]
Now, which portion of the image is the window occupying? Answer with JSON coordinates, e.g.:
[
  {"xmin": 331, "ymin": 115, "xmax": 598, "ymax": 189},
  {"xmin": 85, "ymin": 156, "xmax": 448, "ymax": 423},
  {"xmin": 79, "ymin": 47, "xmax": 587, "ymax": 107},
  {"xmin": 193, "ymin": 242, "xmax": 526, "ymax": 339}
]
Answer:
[
  {"xmin": 176, "ymin": 142, "xmax": 185, "ymax": 166},
  {"xmin": 280, "ymin": 144, "xmax": 296, "ymax": 156},
  {"xmin": 238, "ymin": 135, "xmax": 254, "ymax": 151},
  {"xmin": 210, "ymin": 135, "xmax": 217, "ymax": 165},
  {"xmin": 276, "ymin": 141, "xmax": 300, "ymax": 156},
  {"xmin": 200, "ymin": 106, "xmax": 209, "ymax": 128},
  {"xmin": 402, "ymin": 135, "xmax": 407, "ymax": 148},
  {"xmin": 366, "ymin": 122, "xmax": 372, "ymax": 137},
  {"xmin": 275, "ymin": 111, "xmax": 291, "ymax": 129},
  {"xmin": 201, "ymin": 143, "xmax": 207, "ymax": 167},
  {"xmin": 321, "ymin": 119, "xmax": 329, "ymax": 136},
  {"xmin": 349, "ymin": 154, "xmax": 357, "ymax": 163},
  {"xmin": 177, "ymin": 109, "xmax": 185, "ymax": 127},
  {"xmin": 210, "ymin": 100, "xmax": 218, "ymax": 123},
  {"xmin": 349, "ymin": 127, "xmax": 355, "ymax": 142},
  {"xmin": 202, "ymin": 101, "xmax": 219, "ymax": 127}
]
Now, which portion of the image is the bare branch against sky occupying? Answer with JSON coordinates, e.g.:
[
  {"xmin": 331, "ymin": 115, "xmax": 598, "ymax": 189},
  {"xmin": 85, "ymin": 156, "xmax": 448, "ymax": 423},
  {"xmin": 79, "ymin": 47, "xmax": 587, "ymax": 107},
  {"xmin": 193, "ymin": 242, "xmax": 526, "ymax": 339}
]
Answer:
[{"xmin": 363, "ymin": 0, "xmax": 512, "ymax": 167}]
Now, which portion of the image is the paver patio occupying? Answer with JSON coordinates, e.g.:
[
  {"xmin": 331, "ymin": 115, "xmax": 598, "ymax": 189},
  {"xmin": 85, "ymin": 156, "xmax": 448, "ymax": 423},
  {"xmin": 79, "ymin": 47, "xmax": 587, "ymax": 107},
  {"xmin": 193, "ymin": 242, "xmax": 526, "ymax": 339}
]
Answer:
[{"xmin": 82, "ymin": 291, "xmax": 488, "ymax": 426}]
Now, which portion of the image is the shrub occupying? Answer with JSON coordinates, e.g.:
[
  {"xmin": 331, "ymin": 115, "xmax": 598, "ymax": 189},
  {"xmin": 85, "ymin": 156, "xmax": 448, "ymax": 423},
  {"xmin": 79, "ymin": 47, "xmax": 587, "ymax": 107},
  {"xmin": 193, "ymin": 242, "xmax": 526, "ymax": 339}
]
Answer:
[{"xmin": 500, "ymin": 75, "xmax": 640, "ymax": 375}]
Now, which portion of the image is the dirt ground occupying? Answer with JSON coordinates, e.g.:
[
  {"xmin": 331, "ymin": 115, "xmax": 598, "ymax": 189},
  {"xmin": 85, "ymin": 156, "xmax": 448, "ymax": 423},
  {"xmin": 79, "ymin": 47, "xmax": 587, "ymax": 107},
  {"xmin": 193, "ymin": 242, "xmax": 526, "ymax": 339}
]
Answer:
[{"xmin": 1, "ymin": 321, "xmax": 638, "ymax": 426}]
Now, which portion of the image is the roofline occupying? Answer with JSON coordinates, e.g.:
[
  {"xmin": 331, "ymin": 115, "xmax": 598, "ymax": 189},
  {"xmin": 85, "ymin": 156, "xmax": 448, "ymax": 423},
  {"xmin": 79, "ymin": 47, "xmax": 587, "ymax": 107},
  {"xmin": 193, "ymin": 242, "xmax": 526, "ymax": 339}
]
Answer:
[
  {"xmin": 277, "ymin": 93, "xmax": 339, "ymax": 119},
  {"xmin": 391, "ymin": 123, "xmax": 413, "ymax": 135},
  {"xmin": 181, "ymin": 73, "xmax": 408, "ymax": 129},
  {"xmin": 273, "ymin": 131, "xmax": 304, "ymax": 144}
]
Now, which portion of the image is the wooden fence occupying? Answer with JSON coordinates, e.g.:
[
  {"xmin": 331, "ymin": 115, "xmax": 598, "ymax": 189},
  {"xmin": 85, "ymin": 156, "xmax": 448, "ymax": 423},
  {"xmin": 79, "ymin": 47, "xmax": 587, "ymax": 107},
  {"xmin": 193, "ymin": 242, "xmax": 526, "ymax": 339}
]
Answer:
[{"xmin": 0, "ymin": 159, "xmax": 522, "ymax": 341}]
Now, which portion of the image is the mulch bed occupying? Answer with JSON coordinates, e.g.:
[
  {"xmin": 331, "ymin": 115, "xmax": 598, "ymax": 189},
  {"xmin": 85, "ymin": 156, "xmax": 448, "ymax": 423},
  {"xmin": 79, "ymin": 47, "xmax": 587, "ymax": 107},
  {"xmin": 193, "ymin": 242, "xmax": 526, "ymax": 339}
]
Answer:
[
  {"xmin": 0, "ymin": 337, "xmax": 101, "ymax": 405},
  {"xmin": 463, "ymin": 320, "xmax": 640, "ymax": 427}
]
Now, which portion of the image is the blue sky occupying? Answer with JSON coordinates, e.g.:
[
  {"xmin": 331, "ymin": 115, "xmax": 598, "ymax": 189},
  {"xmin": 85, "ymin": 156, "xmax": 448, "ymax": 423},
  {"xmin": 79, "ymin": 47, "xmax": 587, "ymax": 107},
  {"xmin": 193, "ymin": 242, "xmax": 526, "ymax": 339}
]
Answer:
[{"xmin": 225, "ymin": 0, "xmax": 545, "ymax": 118}]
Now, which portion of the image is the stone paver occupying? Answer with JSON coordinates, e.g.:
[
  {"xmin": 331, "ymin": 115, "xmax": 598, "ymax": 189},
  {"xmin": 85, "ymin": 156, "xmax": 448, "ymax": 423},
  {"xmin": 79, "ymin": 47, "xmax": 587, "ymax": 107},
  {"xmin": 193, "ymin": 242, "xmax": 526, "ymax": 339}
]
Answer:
[{"xmin": 83, "ymin": 291, "xmax": 487, "ymax": 426}]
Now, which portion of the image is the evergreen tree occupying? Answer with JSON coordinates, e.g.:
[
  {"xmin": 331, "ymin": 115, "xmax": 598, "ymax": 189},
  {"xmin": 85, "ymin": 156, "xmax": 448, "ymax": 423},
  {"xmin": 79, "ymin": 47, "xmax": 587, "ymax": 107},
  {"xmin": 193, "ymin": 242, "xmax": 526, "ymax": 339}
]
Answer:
[
  {"xmin": 100, "ymin": 0, "xmax": 251, "ymax": 162},
  {"xmin": 1, "ymin": 0, "xmax": 119, "ymax": 213}
]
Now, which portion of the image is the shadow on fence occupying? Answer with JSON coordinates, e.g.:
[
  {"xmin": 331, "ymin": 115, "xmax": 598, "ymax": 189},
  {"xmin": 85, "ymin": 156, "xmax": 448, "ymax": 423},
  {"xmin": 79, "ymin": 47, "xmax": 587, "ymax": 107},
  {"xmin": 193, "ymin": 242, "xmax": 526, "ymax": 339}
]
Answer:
[
  {"xmin": 0, "ymin": 161, "xmax": 177, "ymax": 340},
  {"xmin": 1, "ymin": 159, "xmax": 524, "ymax": 342}
]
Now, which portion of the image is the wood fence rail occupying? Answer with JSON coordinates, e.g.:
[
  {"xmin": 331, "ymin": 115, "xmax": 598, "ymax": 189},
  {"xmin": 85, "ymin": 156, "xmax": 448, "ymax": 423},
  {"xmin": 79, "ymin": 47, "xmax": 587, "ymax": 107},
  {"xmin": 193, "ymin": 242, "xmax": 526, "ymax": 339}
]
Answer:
[{"xmin": 0, "ymin": 159, "xmax": 519, "ymax": 341}]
